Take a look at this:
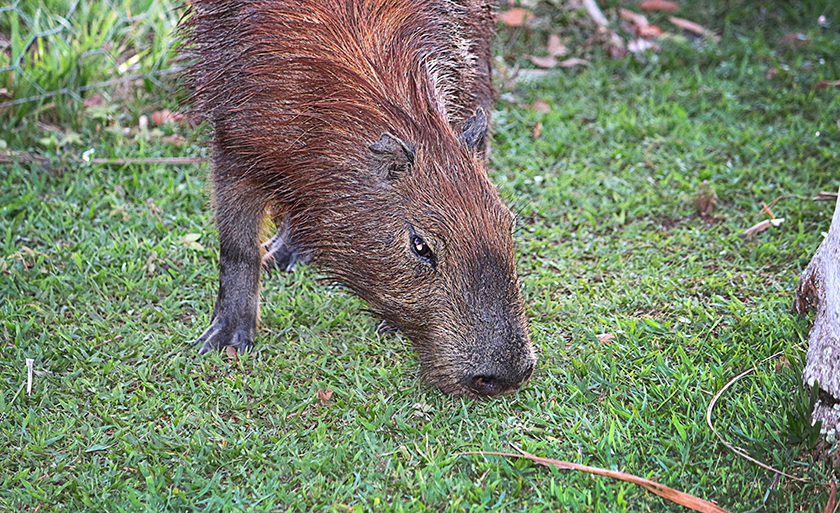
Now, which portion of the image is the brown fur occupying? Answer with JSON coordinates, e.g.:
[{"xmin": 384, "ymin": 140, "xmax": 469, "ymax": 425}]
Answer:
[{"xmin": 182, "ymin": 0, "xmax": 535, "ymax": 397}]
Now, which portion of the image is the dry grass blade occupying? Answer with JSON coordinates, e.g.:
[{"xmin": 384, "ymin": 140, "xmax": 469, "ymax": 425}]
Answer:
[
  {"xmin": 462, "ymin": 446, "xmax": 731, "ymax": 513},
  {"xmin": 705, "ymin": 351, "xmax": 811, "ymax": 484}
]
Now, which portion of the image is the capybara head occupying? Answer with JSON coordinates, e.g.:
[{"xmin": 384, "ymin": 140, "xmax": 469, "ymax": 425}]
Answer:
[{"xmin": 300, "ymin": 110, "xmax": 536, "ymax": 397}]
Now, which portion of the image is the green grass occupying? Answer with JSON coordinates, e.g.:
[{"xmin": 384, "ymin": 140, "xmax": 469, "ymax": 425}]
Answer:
[{"xmin": 2, "ymin": 0, "xmax": 840, "ymax": 511}]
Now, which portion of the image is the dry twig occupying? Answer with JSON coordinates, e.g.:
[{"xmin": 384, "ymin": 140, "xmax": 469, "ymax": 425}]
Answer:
[
  {"xmin": 463, "ymin": 444, "xmax": 730, "ymax": 513},
  {"xmin": 706, "ymin": 350, "xmax": 811, "ymax": 484}
]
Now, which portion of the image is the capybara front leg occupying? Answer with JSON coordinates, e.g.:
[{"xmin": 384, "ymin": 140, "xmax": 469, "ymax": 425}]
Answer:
[{"xmin": 195, "ymin": 183, "xmax": 265, "ymax": 354}]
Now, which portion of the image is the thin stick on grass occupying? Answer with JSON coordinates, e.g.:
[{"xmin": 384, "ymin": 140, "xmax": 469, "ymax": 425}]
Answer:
[
  {"xmin": 25, "ymin": 358, "xmax": 34, "ymax": 397},
  {"xmin": 0, "ymin": 67, "xmax": 184, "ymax": 109},
  {"xmin": 462, "ymin": 444, "xmax": 730, "ymax": 513},
  {"xmin": 89, "ymin": 157, "xmax": 208, "ymax": 165},
  {"xmin": 93, "ymin": 335, "xmax": 123, "ymax": 350},
  {"xmin": 0, "ymin": 153, "xmax": 207, "ymax": 166},
  {"xmin": 705, "ymin": 350, "xmax": 810, "ymax": 483}
]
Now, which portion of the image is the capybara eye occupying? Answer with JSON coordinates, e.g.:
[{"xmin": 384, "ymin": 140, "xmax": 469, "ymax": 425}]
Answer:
[{"xmin": 411, "ymin": 235, "xmax": 433, "ymax": 259}]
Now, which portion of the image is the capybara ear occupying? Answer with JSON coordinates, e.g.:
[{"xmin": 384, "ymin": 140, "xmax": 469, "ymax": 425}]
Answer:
[
  {"xmin": 457, "ymin": 108, "xmax": 488, "ymax": 151},
  {"xmin": 369, "ymin": 132, "xmax": 415, "ymax": 180}
]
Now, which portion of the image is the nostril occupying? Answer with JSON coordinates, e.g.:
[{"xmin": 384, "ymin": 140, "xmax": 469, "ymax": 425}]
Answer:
[
  {"xmin": 470, "ymin": 374, "xmax": 503, "ymax": 396},
  {"xmin": 466, "ymin": 358, "xmax": 536, "ymax": 397}
]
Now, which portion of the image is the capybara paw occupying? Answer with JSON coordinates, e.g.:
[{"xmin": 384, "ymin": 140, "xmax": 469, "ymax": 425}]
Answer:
[
  {"xmin": 376, "ymin": 320, "xmax": 400, "ymax": 336},
  {"xmin": 194, "ymin": 320, "xmax": 254, "ymax": 355},
  {"xmin": 261, "ymin": 232, "xmax": 309, "ymax": 273}
]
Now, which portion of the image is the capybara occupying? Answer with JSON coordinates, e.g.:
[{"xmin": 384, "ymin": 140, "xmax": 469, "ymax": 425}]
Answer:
[{"xmin": 181, "ymin": 0, "xmax": 536, "ymax": 397}]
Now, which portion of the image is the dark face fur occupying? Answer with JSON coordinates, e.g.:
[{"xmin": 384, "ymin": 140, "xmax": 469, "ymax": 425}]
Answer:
[{"xmin": 311, "ymin": 112, "xmax": 536, "ymax": 397}]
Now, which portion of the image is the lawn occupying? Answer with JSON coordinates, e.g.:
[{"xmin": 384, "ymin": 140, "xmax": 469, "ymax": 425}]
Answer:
[{"xmin": 2, "ymin": 0, "xmax": 839, "ymax": 511}]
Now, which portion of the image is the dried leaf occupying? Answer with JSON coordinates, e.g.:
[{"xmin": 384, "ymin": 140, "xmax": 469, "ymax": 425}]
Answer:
[
  {"xmin": 628, "ymin": 39, "xmax": 660, "ymax": 53},
  {"xmin": 317, "ymin": 388, "xmax": 333, "ymax": 405},
  {"xmin": 151, "ymin": 110, "xmax": 174, "ymax": 126},
  {"xmin": 741, "ymin": 218, "xmax": 784, "ymax": 238},
  {"xmin": 694, "ymin": 183, "xmax": 716, "ymax": 216},
  {"xmin": 604, "ymin": 30, "xmax": 627, "ymax": 58},
  {"xmin": 83, "ymin": 93, "xmax": 104, "ymax": 108},
  {"xmin": 146, "ymin": 198, "xmax": 163, "ymax": 217},
  {"xmin": 161, "ymin": 134, "xmax": 187, "ymax": 146},
  {"xmin": 413, "ymin": 402, "xmax": 433, "ymax": 417},
  {"xmin": 497, "ymin": 8, "xmax": 535, "ymax": 27},
  {"xmin": 151, "ymin": 109, "xmax": 190, "ymax": 126},
  {"xmin": 557, "ymin": 58, "xmax": 590, "ymax": 67},
  {"xmin": 620, "ymin": 8, "xmax": 649, "ymax": 27},
  {"xmin": 670, "ymin": 17, "xmax": 719, "ymax": 41},
  {"xmin": 765, "ymin": 67, "xmax": 778, "ymax": 79},
  {"xmin": 597, "ymin": 333, "xmax": 615, "ymax": 344},
  {"xmin": 532, "ymin": 121, "xmax": 543, "ymax": 139},
  {"xmin": 780, "ymin": 32, "xmax": 808, "ymax": 46},
  {"xmin": 180, "ymin": 233, "xmax": 201, "ymax": 243},
  {"xmin": 547, "ymin": 34, "xmax": 568, "ymax": 57},
  {"xmin": 824, "ymin": 481, "xmax": 837, "ymax": 513},
  {"xmin": 530, "ymin": 99, "xmax": 551, "ymax": 114},
  {"xmin": 225, "ymin": 346, "xmax": 240, "ymax": 362},
  {"xmin": 146, "ymin": 253, "xmax": 158, "ymax": 275},
  {"xmin": 774, "ymin": 356, "xmax": 791, "ymax": 374},
  {"xmin": 639, "ymin": 0, "xmax": 678, "ymax": 12},
  {"xmin": 638, "ymin": 24, "xmax": 664, "ymax": 38},
  {"xmin": 816, "ymin": 80, "xmax": 840, "ymax": 90},
  {"xmin": 609, "ymin": 45, "xmax": 629, "ymax": 59},
  {"xmin": 529, "ymin": 55, "xmax": 557, "ymax": 68}
]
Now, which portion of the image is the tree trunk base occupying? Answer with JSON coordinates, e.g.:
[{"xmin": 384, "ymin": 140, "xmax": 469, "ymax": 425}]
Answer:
[{"xmin": 795, "ymin": 188, "xmax": 840, "ymax": 439}]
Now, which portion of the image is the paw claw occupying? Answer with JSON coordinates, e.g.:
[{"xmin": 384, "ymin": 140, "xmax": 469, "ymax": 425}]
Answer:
[
  {"xmin": 377, "ymin": 320, "xmax": 400, "ymax": 336},
  {"xmin": 193, "ymin": 319, "xmax": 254, "ymax": 354}
]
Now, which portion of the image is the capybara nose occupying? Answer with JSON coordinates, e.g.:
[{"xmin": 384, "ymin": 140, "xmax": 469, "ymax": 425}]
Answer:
[{"xmin": 468, "ymin": 361, "xmax": 534, "ymax": 397}]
